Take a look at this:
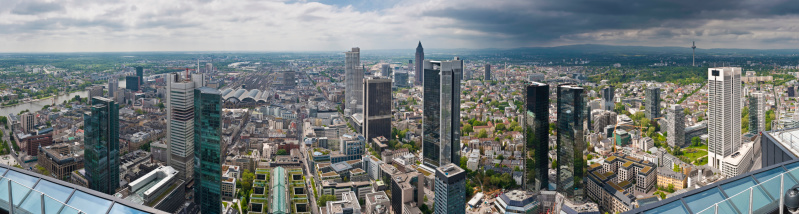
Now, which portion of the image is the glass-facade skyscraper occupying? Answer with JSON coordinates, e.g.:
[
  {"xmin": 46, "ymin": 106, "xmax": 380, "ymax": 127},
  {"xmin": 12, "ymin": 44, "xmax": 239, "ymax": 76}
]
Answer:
[
  {"xmin": 434, "ymin": 163, "xmax": 466, "ymax": 214},
  {"xmin": 422, "ymin": 58, "xmax": 462, "ymax": 169},
  {"xmin": 645, "ymin": 87, "xmax": 661, "ymax": 120},
  {"xmin": 84, "ymin": 97, "xmax": 119, "ymax": 195},
  {"xmin": 525, "ymin": 82, "xmax": 549, "ymax": 192},
  {"xmin": 194, "ymin": 87, "xmax": 223, "ymax": 214},
  {"xmin": 556, "ymin": 84, "xmax": 587, "ymax": 198},
  {"xmin": 363, "ymin": 77, "xmax": 392, "ymax": 142}
]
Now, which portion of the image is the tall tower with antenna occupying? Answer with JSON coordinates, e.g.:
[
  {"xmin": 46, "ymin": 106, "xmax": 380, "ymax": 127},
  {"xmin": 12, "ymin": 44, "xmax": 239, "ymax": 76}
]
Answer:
[{"xmin": 692, "ymin": 41, "xmax": 697, "ymax": 67}]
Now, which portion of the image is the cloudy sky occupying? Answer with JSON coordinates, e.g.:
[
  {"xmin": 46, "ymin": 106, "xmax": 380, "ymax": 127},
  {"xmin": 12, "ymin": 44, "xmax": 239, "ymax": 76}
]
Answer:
[{"xmin": 3, "ymin": 0, "xmax": 799, "ymax": 52}]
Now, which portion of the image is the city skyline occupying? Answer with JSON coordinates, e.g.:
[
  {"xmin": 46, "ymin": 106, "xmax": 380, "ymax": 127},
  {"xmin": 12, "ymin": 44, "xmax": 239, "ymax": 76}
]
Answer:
[{"xmin": 5, "ymin": 0, "xmax": 799, "ymax": 52}]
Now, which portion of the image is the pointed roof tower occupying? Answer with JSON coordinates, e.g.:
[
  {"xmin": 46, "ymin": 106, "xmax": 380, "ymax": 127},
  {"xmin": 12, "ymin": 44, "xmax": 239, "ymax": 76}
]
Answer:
[{"xmin": 417, "ymin": 41, "xmax": 423, "ymax": 50}]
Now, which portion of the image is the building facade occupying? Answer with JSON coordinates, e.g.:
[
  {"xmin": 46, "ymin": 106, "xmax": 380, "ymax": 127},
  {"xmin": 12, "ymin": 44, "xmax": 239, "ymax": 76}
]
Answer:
[
  {"xmin": 422, "ymin": 58, "xmax": 462, "ymax": 169},
  {"xmin": 415, "ymin": 42, "xmax": 424, "ymax": 86},
  {"xmin": 708, "ymin": 67, "xmax": 742, "ymax": 170},
  {"xmin": 126, "ymin": 76, "xmax": 139, "ymax": 92},
  {"xmin": 602, "ymin": 86, "xmax": 614, "ymax": 111},
  {"xmin": 556, "ymin": 84, "xmax": 587, "ymax": 198},
  {"xmin": 667, "ymin": 104, "xmax": 685, "ymax": 148},
  {"xmin": 434, "ymin": 163, "xmax": 466, "ymax": 214},
  {"xmin": 194, "ymin": 87, "xmax": 222, "ymax": 214},
  {"xmin": 485, "ymin": 64, "xmax": 491, "ymax": 81},
  {"xmin": 525, "ymin": 82, "xmax": 549, "ymax": 192},
  {"xmin": 344, "ymin": 47, "xmax": 364, "ymax": 116},
  {"xmin": 166, "ymin": 72, "xmax": 204, "ymax": 182},
  {"xmin": 83, "ymin": 97, "xmax": 120, "ymax": 195},
  {"xmin": 750, "ymin": 92, "xmax": 765, "ymax": 135},
  {"xmin": 363, "ymin": 78, "xmax": 392, "ymax": 142},
  {"xmin": 645, "ymin": 87, "xmax": 660, "ymax": 120}
]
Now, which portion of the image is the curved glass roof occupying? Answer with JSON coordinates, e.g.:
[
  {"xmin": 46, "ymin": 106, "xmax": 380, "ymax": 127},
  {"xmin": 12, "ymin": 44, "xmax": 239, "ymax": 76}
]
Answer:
[{"xmin": 0, "ymin": 164, "xmax": 165, "ymax": 214}]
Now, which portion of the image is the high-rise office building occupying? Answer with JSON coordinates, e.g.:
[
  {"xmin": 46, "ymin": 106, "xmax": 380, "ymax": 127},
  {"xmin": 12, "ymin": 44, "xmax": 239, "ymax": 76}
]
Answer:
[
  {"xmin": 108, "ymin": 77, "xmax": 118, "ymax": 98},
  {"xmin": 394, "ymin": 71, "xmax": 408, "ymax": 88},
  {"xmin": 415, "ymin": 42, "xmax": 424, "ymax": 86},
  {"xmin": 283, "ymin": 70, "xmax": 296, "ymax": 89},
  {"xmin": 556, "ymin": 84, "xmax": 587, "ymax": 198},
  {"xmin": 602, "ymin": 86, "xmax": 614, "ymax": 111},
  {"xmin": 434, "ymin": 163, "xmax": 466, "ymax": 214},
  {"xmin": 708, "ymin": 67, "xmax": 742, "ymax": 170},
  {"xmin": 126, "ymin": 76, "xmax": 139, "ymax": 92},
  {"xmin": 484, "ymin": 64, "xmax": 491, "ymax": 81},
  {"xmin": 20, "ymin": 112, "xmax": 34, "ymax": 133},
  {"xmin": 667, "ymin": 104, "xmax": 685, "ymax": 148},
  {"xmin": 344, "ymin": 47, "xmax": 364, "ymax": 116},
  {"xmin": 645, "ymin": 87, "xmax": 660, "ymax": 120},
  {"xmin": 167, "ymin": 72, "xmax": 205, "ymax": 182},
  {"xmin": 83, "ymin": 97, "xmax": 119, "ymax": 195},
  {"xmin": 194, "ymin": 87, "xmax": 223, "ymax": 214},
  {"xmin": 363, "ymin": 77, "xmax": 392, "ymax": 142},
  {"xmin": 422, "ymin": 58, "xmax": 462, "ymax": 169},
  {"xmin": 750, "ymin": 92, "xmax": 765, "ymax": 135},
  {"xmin": 136, "ymin": 66, "xmax": 144, "ymax": 88},
  {"xmin": 381, "ymin": 64, "xmax": 390, "ymax": 77},
  {"xmin": 88, "ymin": 86, "xmax": 103, "ymax": 105},
  {"xmin": 525, "ymin": 82, "xmax": 550, "ymax": 192}
]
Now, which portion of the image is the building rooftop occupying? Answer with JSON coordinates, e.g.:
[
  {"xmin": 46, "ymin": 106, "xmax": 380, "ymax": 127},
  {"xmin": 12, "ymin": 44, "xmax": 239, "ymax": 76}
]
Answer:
[{"xmin": 721, "ymin": 142, "xmax": 753, "ymax": 165}]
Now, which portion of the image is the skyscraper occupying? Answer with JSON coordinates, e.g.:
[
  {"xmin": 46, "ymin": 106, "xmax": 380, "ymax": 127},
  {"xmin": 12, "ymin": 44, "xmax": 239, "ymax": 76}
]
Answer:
[
  {"xmin": 423, "ymin": 58, "xmax": 462, "ymax": 169},
  {"xmin": 525, "ymin": 82, "xmax": 549, "ymax": 192},
  {"xmin": 194, "ymin": 87, "xmax": 223, "ymax": 214},
  {"xmin": 108, "ymin": 77, "xmax": 118, "ymax": 98},
  {"xmin": 167, "ymin": 72, "xmax": 205, "ymax": 182},
  {"xmin": 344, "ymin": 47, "xmax": 364, "ymax": 116},
  {"xmin": 415, "ymin": 42, "xmax": 424, "ymax": 86},
  {"xmin": 750, "ymin": 92, "xmax": 765, "ymax": 135},
  {"xmin": 645, "ymin": 87, "xmax": 660, "ymax": 120},
  {"xmin": 126, "ymin": 76, "xmax": 139, "ymax": 92},
  {"xmin": 667, "ymin": 104, "xmax": 685, "ymax": 148},
  {"xmin": 136, "ymin": 66, "xmax": 144, "ymax": 88},
  {"xmin": 602, "ymin": 86, "xmax": 614, "ymax": 111},
  {"xmin": 363, "ymin": 77, "xmax": 392, "ymax": 142},
  {"xmin": 434, "ymin": 163, "xmax": 466, "ymax": 214},
  {"xmin": 83, "ymin": 97, "xmax": 119, "ymax": 195},
  {"xmin": 20, "ymin": 112, "xmax": 34, "ymax": 133},
  {"xmin": 556, "ymin": 84, "xmax": 587, "ymax": 198},
  {"xmin": 381, "ymin": 63, "xmax": 390, "ymax": 77},
  {"xmin": 484, "ymin": 64, "xmax": 491, "ymax": 81},
  {"xmin": 708, "ymin": 67, "xmax": 741, "ymax": 170}
]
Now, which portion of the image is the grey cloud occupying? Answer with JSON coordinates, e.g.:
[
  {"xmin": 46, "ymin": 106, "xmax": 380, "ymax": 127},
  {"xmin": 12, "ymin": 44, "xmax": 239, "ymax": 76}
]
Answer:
[
  {"xmin": 11, "ymin": 1, "xmax": 64, "ymax": 15},
  {"xmin": 420, "ymin": 0, "xmax": 798, "ymax": 45}
]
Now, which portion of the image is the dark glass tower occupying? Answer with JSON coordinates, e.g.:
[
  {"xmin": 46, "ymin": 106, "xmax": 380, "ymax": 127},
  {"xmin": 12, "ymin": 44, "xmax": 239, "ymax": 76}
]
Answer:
[
  {"xmin": 363, "ymin": 78, "xmax": 392, "ymax": 142},
  {"xmin": 422, "ymin": 58, "xmax": 462, "ymax": 169},
  {"xmin": 136, "ymin": 66, "xmax": 144, "ymax": 88},
  {"xmin": 556, "ymin": 84, "xmax": 587, "ymax": 198},
  {"xmin": 126, "ymin": 76, "xmax": 139, "ymax": 92},
  {"xmin": 645, "ymin": 87, "xmax": 661, "ymax": 120},
  {"xmin": 434, "ymin": 164, "xmax": 466, "ymax": 214},
  {"xmin": 83, "ymin": 97, "xmax": 119, "ymax": 195},
  {"xmin": 415, "ymin": 42, "xmax": 424, "ymax": 86},
  {"xmin": 194, "ymin": 87, "xmax": 222, "ymax": 214},
  {"xmin": 525, "ymin": 82, "xmax": 549, "ymax": 192}
]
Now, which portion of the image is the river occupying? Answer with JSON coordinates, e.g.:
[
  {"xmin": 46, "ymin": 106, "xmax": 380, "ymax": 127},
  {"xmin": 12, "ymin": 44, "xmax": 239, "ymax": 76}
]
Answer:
[{"xmin": 0, "ymin": 80, "xmax": 127, "ymax": 116}]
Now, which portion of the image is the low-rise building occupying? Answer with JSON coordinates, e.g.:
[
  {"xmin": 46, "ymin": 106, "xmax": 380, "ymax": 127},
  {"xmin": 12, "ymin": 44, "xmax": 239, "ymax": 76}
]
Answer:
[
  {"xmin": 364, "ymin": 191, "xmax": 390, "ymax": 214},
  {"xmin": 37, "ymin": 143, "xmax": 84, "ymax": 180},
  {"xmin": 116, "ymin": 166, "xmax": 186, "ymax": 213},
  {"xmin": 657, "ymin": 167, "xmax": 686, "ymax": 191},
  {"xmin": 325, "ymin": 191, "xmax": 361, "ymax": 214},
  {"xmin": 493, "ymin": 190, "xmax": 539, "ymax": 214},
  {"xmin": 721, "ymin": 142, "xmax": 754, "ymax": 178}
]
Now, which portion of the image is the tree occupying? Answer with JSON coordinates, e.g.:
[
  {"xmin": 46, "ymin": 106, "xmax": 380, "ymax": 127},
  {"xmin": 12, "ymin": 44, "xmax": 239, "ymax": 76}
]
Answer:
[
  {"xmin": 691, "ymin": 137, "xmax": 702, "ymax": 147},
  {"xmin": 462, "ymin": 124, "xmax": 473, "ymax": 135},
  {"xmin": 238, "ymin": 170, "xmax": 255, "ymax": 193},
  {"xmin": 551, "ymin": 160, "xmax": 557, "ymax": 169},
  {"xmin": 477, "ymin": 129, "xmax": 488, "ymax": 138},
  {"xmin": 497, "ymin": 154, "xmax": 505, "ymax": 161},
  {"xmin": 140, "ymin": 142, "xmax": 151, "ymax": 152},
  {"xmin": 496, "ymin": 123, "xmax": 506, "ymax": 132},
  {"xmin": 673, "ymin": 164, "xmax": 681, "ymax": 173},
  {"xmin": 667, "ymin": 183, "xmax": 675, "ymax": 193},
  {"xmin": 460, "ymin": 156, "xmax": 468, "ymax": 169},
  {"xmin": 318, "ymin": 195, "xmax": 337, "ymax": 205},
  {"xmin": 276, "ymin": 149, "xmax": 288, "ymax": 155},
  {"xmin": 156, "ymin": 102, "xmax": 165, "ymax": 110}
]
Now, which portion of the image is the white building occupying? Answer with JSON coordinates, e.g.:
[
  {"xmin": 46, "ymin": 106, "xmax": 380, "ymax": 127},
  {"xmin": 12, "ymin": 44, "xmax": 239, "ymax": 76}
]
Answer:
[
  {"xmin": 20, "ymin": 112, "xmax": 34, "ymax": 133},
  {"xmin": 708, "ymin": 67, "xmax": 741, "ymax": 170},
  {"xmin": 166, "ymin": 72, "xmax": 204, "ymax": 181},
  {"xmin": 344, "ymin": 47, "xmax": 363, "ymax": 116},
  {"xmin": 721, "ymin": 142, "xmax": 754, "ymax": 178}
]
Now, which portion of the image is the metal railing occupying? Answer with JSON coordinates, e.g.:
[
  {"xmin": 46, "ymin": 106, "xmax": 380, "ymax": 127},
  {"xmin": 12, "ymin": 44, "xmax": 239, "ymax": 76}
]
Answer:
[
  {"xmin": 694, "ymin": 166, "xmax": 799, "ymax": 214},
  {"xmin": 1, "ymin": 175, "xmax": 84, "ymax": 214}
]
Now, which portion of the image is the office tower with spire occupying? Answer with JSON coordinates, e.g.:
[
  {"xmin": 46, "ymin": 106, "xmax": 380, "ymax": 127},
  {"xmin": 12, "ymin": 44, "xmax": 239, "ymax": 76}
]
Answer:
[
  {"xmin": 415, "ymin": 42, "xmax": 424, "ymax": 86},
  {"xmin": 422, "ymin": 58, "xmax": 462, "ymax": 169},
  {"xmin": 434, "ymin": 163, "xmax": 466, "ymax": 214},
  {"xmin": 525, "ymin": 82, "xmax": 550, "ymax": 192},
  {"xmin": 602, "ymin": 86, "xmax": 614, "ymax": 111},
  {"xmin": 750, "ymin": 92, "xmax": 765, "ymax": 135},
  {"xmin": 83, "ymin": 97, "xmax": 119, "ymax": 195},
  {"xmin": 363, "ymin": 77, "xmax": 392, "ymax": 142},
  {"xmin": 344, "ymin": 47, "xmax": 364, "ymax": 116},
  {"xmin": 194, "ymin": 87, "xmax": 222, "ymax": 214},
  {"xmin": 485, "ymin": 64, "xmax": 491, "ymax": 81},
  {"xmin": 167, "ymin": 72, "xmax": 205, "ymax": 182},
  {"xmin": 556, "ymin": 84, "xmax": 587, "ymax": 198},
  {"xmin": 667, "ymin": 104, "xmax": 685, "ymax": 148},
  {"xmin": 708, "ymin": 67, "xmax": 741, "ymax": 170},
  {"xmin": 692, "ymin": 41, "xmax": 697, "ymax": 67},
  {"xmin": 645, "ymin": 87, "xmax": 660, "ymax": 120}
]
